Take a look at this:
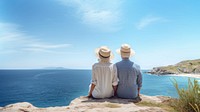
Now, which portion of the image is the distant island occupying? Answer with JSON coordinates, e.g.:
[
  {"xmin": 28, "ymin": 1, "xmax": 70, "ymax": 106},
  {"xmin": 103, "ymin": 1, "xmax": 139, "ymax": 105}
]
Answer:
[
  {"xmin": 147, "ymin": 59, "xmax": 200, "ymax": 75},
  {"xmin": 43, "ymin": 67, "xmax": 68, "ymax": 70}
]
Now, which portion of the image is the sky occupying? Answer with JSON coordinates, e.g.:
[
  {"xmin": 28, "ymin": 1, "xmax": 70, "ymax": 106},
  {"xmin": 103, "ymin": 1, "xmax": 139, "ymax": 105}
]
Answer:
[{"xmin": 0, "ymin": 0, "xmax": 200, "ymax": 69}]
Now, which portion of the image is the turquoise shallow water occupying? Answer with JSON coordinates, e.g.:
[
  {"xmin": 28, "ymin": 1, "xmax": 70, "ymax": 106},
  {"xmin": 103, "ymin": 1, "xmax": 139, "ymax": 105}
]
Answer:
[{"xmin": 0, "ymin": 70, "xmax": 199, "ymax": 107}]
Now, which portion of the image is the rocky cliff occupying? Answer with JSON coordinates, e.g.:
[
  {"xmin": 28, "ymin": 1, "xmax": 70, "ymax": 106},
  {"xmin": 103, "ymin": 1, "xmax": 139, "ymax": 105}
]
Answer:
[
  {"xmin": 0, "ymin": 95, "xmax": 173, "ymax": 112},
  {"xmin": 147, "ymin": 59, "xmax": 200, "ymax": 75}
]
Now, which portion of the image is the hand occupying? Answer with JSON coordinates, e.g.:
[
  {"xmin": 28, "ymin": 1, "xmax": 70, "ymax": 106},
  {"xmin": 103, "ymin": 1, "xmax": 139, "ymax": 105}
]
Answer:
[
  {"xmin": 114, "ymin": 92, "xmax": 117, "ymax": 96},
  {"xmin": 87, "ymin": 93, "xmax": 92, "ymax": 98}
]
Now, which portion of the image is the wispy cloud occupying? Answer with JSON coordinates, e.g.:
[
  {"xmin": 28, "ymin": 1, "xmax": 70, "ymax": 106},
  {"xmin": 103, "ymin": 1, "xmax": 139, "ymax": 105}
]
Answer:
[
  {"xmin": 136, "ymin": 15, "xmax": 168, "ymax": 30},
  {"xmin": 22, "ymin": 43, "xmax": 71, "ymax": 53},
  {"xmin": 57, "ymin": 0, "xmax": 122, "ymax": 31},
  {"xmin": 0, "ymin": 22, "xmax": 71, "ymax": 54}
]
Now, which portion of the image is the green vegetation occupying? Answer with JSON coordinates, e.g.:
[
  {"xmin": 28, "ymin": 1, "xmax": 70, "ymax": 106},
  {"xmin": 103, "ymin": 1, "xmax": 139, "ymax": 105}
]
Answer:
[
  {"xmin": 137, "ymin": 101, "xmax": 177, "ymax": 112},
  {"xmin": 103, "ymin": 103, "xmax": 121, "ymax": 108},
  {"xmin": 171, "ymin": 78, "xmax": 200, "ymax": 112},
  {"xmin": 149, "ymin": 59, "xmax": 200, "ymax": 74}
]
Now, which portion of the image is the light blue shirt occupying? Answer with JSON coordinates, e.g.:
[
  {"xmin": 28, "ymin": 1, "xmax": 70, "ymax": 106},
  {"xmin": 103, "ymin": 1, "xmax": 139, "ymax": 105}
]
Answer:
[{"xmin": 115, "ymin": 59, "xmax": 142, "ymax": 99}]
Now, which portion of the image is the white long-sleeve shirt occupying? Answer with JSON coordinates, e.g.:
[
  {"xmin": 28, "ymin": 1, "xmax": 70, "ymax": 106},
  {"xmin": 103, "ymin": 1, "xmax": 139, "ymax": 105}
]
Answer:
[{"xmin": 91, "ymin": 62, "xmax": 118, "ymax": 98}]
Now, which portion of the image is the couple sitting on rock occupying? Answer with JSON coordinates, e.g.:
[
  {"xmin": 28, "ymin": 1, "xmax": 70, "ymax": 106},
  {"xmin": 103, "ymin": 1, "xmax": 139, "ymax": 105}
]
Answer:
[{"xmin": 88, "ymin": 44, "xmax": 142, "ymax": 101}]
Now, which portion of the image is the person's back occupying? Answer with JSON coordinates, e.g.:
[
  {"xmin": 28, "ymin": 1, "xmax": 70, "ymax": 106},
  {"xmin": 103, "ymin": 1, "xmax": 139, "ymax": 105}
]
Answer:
[
  {"xmin": 116, "ymin": 59, "xmax": 142, "ymax": 98},
  {"xmin": 115, "ymin": 44, "xmax": 142, "ymax": 99},
  {"xmin": 92, "ymin": 62, "xmax": 117, "ymax": 98}
]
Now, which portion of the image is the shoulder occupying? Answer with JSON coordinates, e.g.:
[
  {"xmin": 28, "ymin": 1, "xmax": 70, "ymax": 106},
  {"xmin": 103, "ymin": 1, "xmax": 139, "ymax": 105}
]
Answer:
[
  {"xmin": 132, "ymin": 63, "xmax": 141, "ymax": 70},
  {"xmin": 92, "ymin": 63, "xmax": 100, "ymax": 69},
  {"xmin": 112, "ymin": 63, "xmax": 117, "ymax": 68},
  {"xmin": 115, "ymin": 61, "xmax": 122, "ymax": 66},
  {"xmin": 92, "ymin": 63, "xmax": 99, "ymax": 66}
]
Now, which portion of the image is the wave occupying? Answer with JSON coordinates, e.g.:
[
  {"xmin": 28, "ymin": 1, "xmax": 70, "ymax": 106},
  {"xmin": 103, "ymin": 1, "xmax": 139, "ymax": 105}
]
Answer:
[{"xmin": 34, "ymin": 72, "xmax": 57, "ymax": 79}]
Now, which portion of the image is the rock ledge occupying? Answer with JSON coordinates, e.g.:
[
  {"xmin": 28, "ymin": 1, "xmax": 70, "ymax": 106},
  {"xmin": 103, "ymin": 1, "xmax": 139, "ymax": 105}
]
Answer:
[{"xmin": 0, "ymin": 95, "xmax": 171, "ymax": 112}]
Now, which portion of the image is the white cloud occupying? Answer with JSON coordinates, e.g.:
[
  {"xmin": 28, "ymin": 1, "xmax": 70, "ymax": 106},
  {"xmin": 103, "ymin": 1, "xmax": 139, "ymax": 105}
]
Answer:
[
  {"xmin": 136, "ymin": 15, "xmax": 168, "ymax": 30},
  {"xmin": 57, "ymin": 0, "xmax": 122, "ymax": 31},
  {"xmin": 0, "ymin": 22, "xmax": 71, "ymax": 54},
  {"xmin": 22, "ymin": 43, "xmax": 71, "ymax": 53},
  {"xmin": 27, "ymin": 43, "xmax": 70, "ymax": 49}
]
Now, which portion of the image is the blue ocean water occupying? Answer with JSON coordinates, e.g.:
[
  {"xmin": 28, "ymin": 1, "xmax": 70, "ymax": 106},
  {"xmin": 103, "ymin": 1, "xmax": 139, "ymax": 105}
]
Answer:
[{"xmin": 0, "ymin": 70, "xmax": 198, "ymax": 107}]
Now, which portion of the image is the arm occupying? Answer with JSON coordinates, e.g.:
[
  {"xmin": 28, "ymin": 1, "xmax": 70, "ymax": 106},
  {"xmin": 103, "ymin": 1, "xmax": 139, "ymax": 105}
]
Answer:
[
  {"xmin": 137, "ymin": 67, "xmax": 142, "ymax": 96},
  {"xmin": 112, "ymin": 85, "xmax": 117, "ymax": 96},
  {"xmin": 88, "ymin": 65, "xmax": 97, "ymax": 97},
  {"xmin": 138, "ymin": 87, "xmax": 141, "ymax": 96},
  {"xmin": 88, "ymin": 84, "xmax": 96, "ymax": 97},
  {"xmin": 112, "ymin": 64, "xmax": 119, "ymax": 96}
]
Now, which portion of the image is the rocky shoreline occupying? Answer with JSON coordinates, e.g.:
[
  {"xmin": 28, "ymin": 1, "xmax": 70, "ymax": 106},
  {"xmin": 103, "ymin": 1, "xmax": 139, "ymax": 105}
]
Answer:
[
  {"xmin": 147, "ymin": 59, "xmax": 200, "ymax": 75},
  {"xmin": 0, "ymin": 95, "xmax": 172, "ymax": 112}
]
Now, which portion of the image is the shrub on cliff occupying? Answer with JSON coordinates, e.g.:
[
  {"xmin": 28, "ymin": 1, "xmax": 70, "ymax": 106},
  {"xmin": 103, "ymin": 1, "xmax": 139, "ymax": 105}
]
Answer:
[{"xmin": 171, "ymin": 78, "xmax": 200, "ymax": 112}]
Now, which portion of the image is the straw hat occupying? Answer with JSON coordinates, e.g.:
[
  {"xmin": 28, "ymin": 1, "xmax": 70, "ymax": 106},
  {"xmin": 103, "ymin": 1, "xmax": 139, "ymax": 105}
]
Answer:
[
  {"xmin": 95, "ymin": 46, "xmax": 114, "ymax": 62},
  {"xmin": 116, "ymin": 44, "xmax": 135, "ymax": 58}
]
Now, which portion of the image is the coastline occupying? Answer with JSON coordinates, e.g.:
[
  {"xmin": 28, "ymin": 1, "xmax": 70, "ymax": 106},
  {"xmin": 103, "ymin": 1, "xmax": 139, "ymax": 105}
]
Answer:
[
  {"xmin": 167, "ymin": 74, "xmax": 200, "ymax": 79},
  {"xmin": 145, "ymin": 72, "xmax": 200, "ymax": 79}
]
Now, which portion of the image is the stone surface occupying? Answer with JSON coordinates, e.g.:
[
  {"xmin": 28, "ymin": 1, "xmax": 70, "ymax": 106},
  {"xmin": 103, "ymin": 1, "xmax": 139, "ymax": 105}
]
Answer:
[{"xmin": 0, "ymin": 95, "xmax": 171, "ymax": 112}]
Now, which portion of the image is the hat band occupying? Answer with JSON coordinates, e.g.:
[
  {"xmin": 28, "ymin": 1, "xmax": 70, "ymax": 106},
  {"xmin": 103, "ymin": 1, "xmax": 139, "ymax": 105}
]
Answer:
[
  {"xmin": 121, "ymin": 50, "xmax": 130, "ymax": 53},
  {"xmin": 99, "ymin": 53, "xmax": 110, "ymax": 58}
]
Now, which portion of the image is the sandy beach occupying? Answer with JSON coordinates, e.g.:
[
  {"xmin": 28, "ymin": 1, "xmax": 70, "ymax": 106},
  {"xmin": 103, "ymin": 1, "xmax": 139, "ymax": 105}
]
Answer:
[{"xmin": 169, "ymin": 74, "xmax": 200, "ymax": 79}]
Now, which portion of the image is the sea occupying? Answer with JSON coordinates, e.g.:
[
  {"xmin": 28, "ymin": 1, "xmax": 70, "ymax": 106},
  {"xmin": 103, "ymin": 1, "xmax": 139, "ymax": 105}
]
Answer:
[{"xmin": 0, "ymin": 69, "xmax": 199, "ymax": 107}]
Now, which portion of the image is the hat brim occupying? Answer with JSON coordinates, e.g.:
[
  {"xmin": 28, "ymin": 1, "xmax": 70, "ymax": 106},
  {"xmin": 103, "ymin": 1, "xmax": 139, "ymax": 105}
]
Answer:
[
  {"xmin": 116, "ymin": 48, "xmax": 135, "ymax": 57},
  {"xmin": 95, "ymin": 48, "xmax": 114, "ymax": 61}
]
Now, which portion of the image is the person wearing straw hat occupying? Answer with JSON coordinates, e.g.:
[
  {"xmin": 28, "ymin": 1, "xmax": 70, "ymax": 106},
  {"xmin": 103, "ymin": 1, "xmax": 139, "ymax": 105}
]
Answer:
[
  {"xmin": 115, "ymin": 44, "xmax": 142, "ymax": 100},
  {"xmin": 88, "ymin": 46, "xmax": 118, "ymax": 98}
]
